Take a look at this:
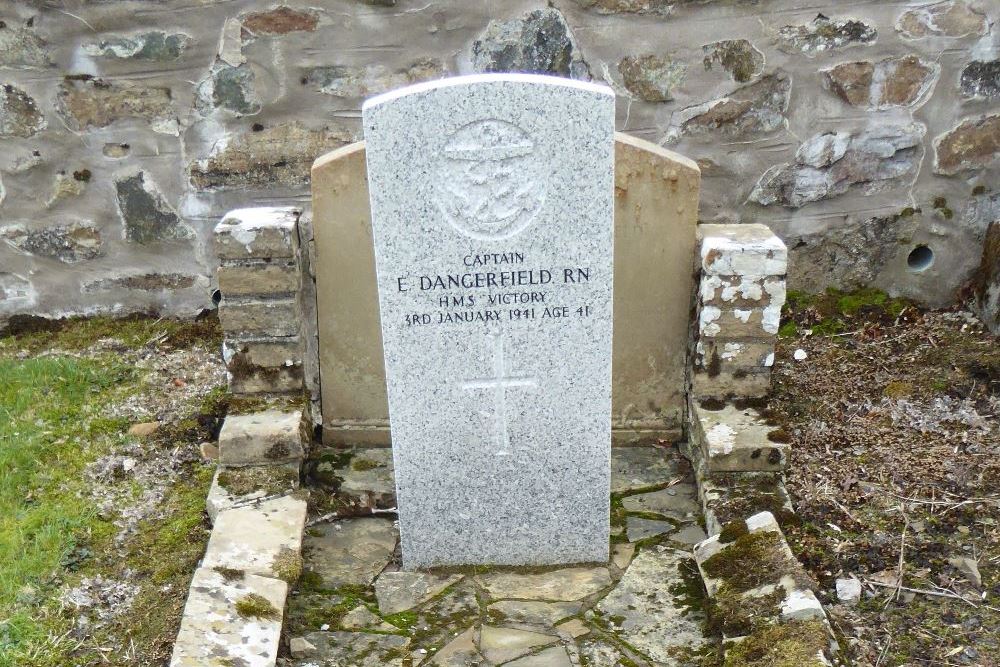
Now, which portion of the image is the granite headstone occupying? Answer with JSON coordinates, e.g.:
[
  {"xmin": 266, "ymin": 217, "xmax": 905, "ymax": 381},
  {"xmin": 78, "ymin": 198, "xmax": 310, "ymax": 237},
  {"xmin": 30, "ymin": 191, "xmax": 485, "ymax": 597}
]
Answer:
[{"xmin": 362, "ymin": 74, "xmax": 615, "ymax": 567}]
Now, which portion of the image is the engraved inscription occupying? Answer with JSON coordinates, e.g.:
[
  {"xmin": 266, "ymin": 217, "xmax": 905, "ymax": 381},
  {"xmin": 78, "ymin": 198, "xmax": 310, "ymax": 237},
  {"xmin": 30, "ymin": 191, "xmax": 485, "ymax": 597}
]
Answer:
[
  {"xmin": 461, "ymin": 330, "xmax": 538, "ymax": 456},
  {"xmin": 435, "ymin": 119, "xmax": 547, "ymax": 241}
]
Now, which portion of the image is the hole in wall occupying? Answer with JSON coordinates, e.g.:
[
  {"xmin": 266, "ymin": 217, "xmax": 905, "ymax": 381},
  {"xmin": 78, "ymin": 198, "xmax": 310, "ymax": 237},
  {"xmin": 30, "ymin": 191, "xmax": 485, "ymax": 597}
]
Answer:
[
  {"xmin": 211, "ymin": 289, "xmax": 222, "ymax": 305},
  {"xmin": 907, "ymin": 245, "xmax": 934, "ymax": 273}
]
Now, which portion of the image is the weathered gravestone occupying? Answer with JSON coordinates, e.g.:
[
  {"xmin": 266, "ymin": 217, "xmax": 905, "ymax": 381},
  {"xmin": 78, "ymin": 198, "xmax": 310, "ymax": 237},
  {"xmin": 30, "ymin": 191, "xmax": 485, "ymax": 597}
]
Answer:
[{"xmin": 362, "ymin": 74, "xmax": 614, "ymax": 567}]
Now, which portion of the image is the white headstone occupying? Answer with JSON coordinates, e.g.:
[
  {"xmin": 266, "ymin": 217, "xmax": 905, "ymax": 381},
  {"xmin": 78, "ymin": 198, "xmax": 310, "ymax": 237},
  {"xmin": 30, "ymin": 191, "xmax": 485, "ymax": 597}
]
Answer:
[{"xmin": 362, "ymin": 74, "xmax": 615, "ymax": 568}]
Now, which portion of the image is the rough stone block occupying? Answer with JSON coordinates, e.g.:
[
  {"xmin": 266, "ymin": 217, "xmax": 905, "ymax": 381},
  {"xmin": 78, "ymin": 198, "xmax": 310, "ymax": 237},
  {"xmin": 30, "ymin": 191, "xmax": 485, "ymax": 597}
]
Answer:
[
  {"xmin": 206, "ymin": 463, "xmax": 301, "ymax": 523},
  {"xmin": 700, "ymin": 274, "xmax": 785, "ymax": 310},
  {"xmin": 692, "ymin": 369, "xmax": 773, "ymax": 400},
  {"xmin": 691, "ymin": 401, "xmax": 788, "ymax": 472},
  {"xmin": 699, "ymin": 224, "xmax": 788, "ymax": 277},
  {"xmin": 214, "ymin": 207, "xmax": 300, "ymax": 259},
  {"xmin": 217, "ymin": 299, "xmax": 299, "ymax": 338},
  {"xmin": 217, "ymin": 261, "xmax": 299, "ymax": 297},
  {"xmin": 223, "ymin": 339, "xmax": 304, "ymax": 394},
  {"xmin": 696, "ymin": 338, "xmax": 775, "ymax": 372},
  {"xmin": 202, "ymin": 494, "xmax": 308, "ymax": 580},
  {"xmin": 698, "ymin": 305, "xmax": 782, "ymax": 338},
  {"xmin": 169, "ymin": 568, "xmax": 287, "ymax": 667},
  {"xmin": 218, "ymin": 410, "xmax": 304, "ymax": 466}
]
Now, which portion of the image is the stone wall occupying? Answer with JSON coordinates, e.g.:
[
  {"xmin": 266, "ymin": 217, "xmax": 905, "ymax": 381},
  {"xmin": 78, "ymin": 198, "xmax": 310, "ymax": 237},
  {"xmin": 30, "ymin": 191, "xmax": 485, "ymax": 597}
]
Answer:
[{"xmin": 1, "ymin": 0, "xmax": 997, "ymax": 324}]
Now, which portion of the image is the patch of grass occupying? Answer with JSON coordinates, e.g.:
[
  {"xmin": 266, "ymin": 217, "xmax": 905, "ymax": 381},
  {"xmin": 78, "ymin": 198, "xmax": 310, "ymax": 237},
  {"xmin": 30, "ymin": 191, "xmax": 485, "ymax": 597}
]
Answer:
[
  {"xmin": 0, "ymin": 317, "xmax": 221, "ymax": 667},
  {"xmin": 782, "ymin": 288, "xmax": 911, "ymax": 337},
  {"xmin": 0, "ymin": 357, "xmax": 128, "ymax": 658},
  {"xmin": 0, "ymin": 313, "xmax": 221, "ymax": 355}
]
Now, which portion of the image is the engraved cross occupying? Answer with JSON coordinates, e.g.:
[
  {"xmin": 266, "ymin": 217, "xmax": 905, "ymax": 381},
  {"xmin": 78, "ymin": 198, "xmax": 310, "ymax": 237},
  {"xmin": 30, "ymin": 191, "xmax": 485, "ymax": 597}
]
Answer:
[{"xmin": 461, "ymin": 331, "xmax": 537, "ymax": 456}]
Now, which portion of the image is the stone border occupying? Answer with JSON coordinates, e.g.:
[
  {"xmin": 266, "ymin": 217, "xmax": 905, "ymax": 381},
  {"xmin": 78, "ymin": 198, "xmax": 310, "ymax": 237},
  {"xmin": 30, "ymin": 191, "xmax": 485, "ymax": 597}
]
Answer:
[
  {"xmin": 169, "ymin": 410, "xmax": 309, "ymax": 667},
  {"xmin": 214, "ymin": 208, "xmax": 307, "ymax": 395}
]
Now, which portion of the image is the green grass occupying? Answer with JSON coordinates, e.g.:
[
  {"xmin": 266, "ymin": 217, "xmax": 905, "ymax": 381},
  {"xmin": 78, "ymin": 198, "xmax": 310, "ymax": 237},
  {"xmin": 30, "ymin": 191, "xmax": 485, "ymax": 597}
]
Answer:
[
  {"xmin": 0, "ymin": 356, "xmax": 130, "ymax": 663},
  {"xmin": 0, "ymin": 315, "xmax": 221, "ymax": 666}
]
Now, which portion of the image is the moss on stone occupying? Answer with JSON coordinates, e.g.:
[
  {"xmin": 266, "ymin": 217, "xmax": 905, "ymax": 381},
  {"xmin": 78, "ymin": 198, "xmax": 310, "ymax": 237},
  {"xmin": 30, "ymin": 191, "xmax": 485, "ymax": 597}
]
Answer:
[
  {"xmin": 351, "ymin": 457, "xmax": 380, "ymax": 471},
  {"xmin": 718, "ymin": 520, "xmax": 749, "ymax": 544},
  {"xmin": 217, "ymin": 465, "xmax": 298, "ymax": 497},
  {"xmin": 234, "ymin": 593, "xmax": 281, "ymax": 620},
  {"xmin": 699, "ymin": 397, "xmax": 727, "ymax": 411},
  {"xmin": 702, "ymin": 531, "xmax": 794, "ymax": 595},
  {"xmin": 723, "ymin": 619, "xmax": 830, "ymax": 666},
  {"xmin": 272, "ymin": 547, "xmax": 303, "ymax": 583},
  {"xmin": 213, "ymin": 566, "xmax": 244, "ymax": 582},
  {"xmin": 709, "ymin": 585, "xmax": 784, "ymax": 638}
]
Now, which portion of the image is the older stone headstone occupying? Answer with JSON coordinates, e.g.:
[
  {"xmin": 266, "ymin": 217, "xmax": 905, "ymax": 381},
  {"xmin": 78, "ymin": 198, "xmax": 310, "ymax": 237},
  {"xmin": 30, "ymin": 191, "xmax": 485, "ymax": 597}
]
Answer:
[{"xmin": 362, "ymin": 74, "xmax": 614, "ymax": 567}]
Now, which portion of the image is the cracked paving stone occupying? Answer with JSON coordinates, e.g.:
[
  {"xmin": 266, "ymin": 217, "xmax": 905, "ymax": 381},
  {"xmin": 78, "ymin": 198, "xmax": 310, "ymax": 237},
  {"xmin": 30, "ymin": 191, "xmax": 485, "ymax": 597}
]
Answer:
[
  {"xmin": 611, "ymin": 447, "xmax": 680, "ymax": 493},
  {"xmin": 341, "ymin": 605, "xmax": 396, "ymax": 631},
  {"xmin": 595, "ymin": 544, "xmax": 707, "ymax": 663},
  {"xmin": 611, "ymin": 543, "xmax": 636, "ymax": 571},
  {"xmin": 578, "ymin": 637, "xmax": 640, "ymax": 667},
  {"xmin": 303, "ymin": 517, "xmax": 396, "ymax": 587},
  {"xmin": 506, "ymin": 645, "xmax": 574, "ymax": 666},
  {"xmin": 430, "ymin": 626, "xmax": 484, "ymax": 666},
  {"xmin": 290, "ymin": 630, "xmax": 410, "ymax": 666},
  {"xmin": 478, "ymin": 566, "xmax": 612, "ymax": 601},
  {"xmin": 670, "ymin": 523, "xmax": 708, "ymax": 546},
  {"xmin": 375, "ymin": 570, "xmax": 463, "ymax": 614},
  {"xmin": 486, "ymin": 600, "xmax": 580, "ymax": 626},
  {"xmin": 410, "ymin": 580, "xmax": 482, "ymax": 653},
  {"xmin": 626, "ymin": 516, "xmax": 675, "ymax": 542},
  {"xmin": 621, "ymin": 484, "xmax": 699, "ymax": 521},
  {"xmin": 478, "ymin": 625, "xmax": 559, "ymax": 664}
]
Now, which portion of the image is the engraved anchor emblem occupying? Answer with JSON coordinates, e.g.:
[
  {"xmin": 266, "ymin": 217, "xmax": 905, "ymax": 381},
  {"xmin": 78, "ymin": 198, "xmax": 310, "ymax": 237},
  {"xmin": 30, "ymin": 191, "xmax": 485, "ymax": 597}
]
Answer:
[
  {"xmin": 461, "ymin": 330, "xmax": 537, "ymax": 456},
  {"xmin": 435, "ymin": 119, "xmax": 547, "ymax": 241}
]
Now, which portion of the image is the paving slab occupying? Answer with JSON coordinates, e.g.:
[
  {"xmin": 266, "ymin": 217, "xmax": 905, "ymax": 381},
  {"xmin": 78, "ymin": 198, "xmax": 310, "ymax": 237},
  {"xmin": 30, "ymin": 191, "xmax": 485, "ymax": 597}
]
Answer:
[
  {"xmin": 620, "ymin": 484, "xmax": 699, "ymax": 521},
  {"xmin": 478, "ymin": 567, "xmax": 612, "ymax": 602},
  {"xmin": 304, "ymin": 517, "xmax": 397, "ymax": 588},
  {"xmin": 375, "ymin": 570, "xmax": 463, "ymax": 614},
  {"xmin": 596, "ymin": 544, "xmax": 707, "ymax": 663},
  {"xmin": 487, "ymin": 600, "xmax": 580, "ymax": 627},
  {"xmin": 506, "ymin": 645, "xmax": 574, "ymax": 666},
  {"xmin": 611, "ymin": 446, "xmax": 680, "ymax": 493},
  {"xmin": 289, "ymin": 630, "xmax": 410, "ymax": 666},
  {"xmin": 625, "ymin": 516, "xmax": 675, "ymax": 542},
  {"xmin": 479, "ymin": 625, "xmax": 559, "ymax": 664},
  {"xmin": 430, "ymin": 626, "xmax": 484, "ymax": 666},
  {"xmin": 202, "ymin": 494, "xmax": 307, "ymax": 580},
  {"xmin": 169, "ymin": 567, "xmax": 286, "ymax": 667}
]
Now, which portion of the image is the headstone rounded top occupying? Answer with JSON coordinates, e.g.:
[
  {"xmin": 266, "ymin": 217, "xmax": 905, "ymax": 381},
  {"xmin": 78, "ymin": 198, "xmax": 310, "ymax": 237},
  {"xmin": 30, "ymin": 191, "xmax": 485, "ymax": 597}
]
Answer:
[{"xmin": 361, "ymin": 73, "xmax": 614, "ymax": 112}]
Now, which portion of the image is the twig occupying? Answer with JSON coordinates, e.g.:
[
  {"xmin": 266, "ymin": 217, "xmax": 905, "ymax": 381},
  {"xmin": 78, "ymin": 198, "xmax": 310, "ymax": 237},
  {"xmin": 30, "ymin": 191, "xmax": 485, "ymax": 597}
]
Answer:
[
  {"xmin": 306, "ymin": 506, "xmax": 397, "ymax": 527},
  {"xmin": 865, "ymin": 580, "xmax": 995, "ymax": 610},
  {"xmin": 894, "ymin": 503, "xmax": 909, "ymax": 602}
]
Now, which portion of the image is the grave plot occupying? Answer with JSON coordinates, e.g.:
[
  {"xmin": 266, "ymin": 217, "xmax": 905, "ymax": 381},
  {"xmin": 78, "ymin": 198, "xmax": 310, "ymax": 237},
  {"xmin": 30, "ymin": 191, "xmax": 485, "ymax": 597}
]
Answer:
[{"xmin": 286, "ymin": 445, "xmax": 712, "ymax": 667}]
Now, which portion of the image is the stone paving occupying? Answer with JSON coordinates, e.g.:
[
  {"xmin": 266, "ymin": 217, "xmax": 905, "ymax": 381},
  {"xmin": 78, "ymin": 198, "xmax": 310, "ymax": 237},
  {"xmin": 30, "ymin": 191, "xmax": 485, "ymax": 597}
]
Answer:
[{"xmin": 282, "ymin": 446, "xmax": 711, "ymax": 667}]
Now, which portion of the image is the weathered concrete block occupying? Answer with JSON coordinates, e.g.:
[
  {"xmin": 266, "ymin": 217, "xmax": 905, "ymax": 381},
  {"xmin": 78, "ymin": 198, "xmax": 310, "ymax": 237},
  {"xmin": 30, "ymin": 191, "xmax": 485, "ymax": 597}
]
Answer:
[
  {"xmin": 169, "ymin": 567, "xmax": 287, "ymax": 667},
  {"xmin": 700, "ymin": 274, "xmax": 785, "ymax": 310},
  {"xmin": 696, "ymin": 338, "xmax": 775, "ymax": 371},
  {"xmin": 698, "ymin": 306, "xmax": 782, "ymax": 338},
  {"xmin": 206, "ymin": 463, "xmax": 301, "ymax": 523},
  {"xmin": 219, "ymin": 410, "xmax": 304, "ymax": 466},
  {"xmin": 202, "ymin": 494, "xmax": 308, "ymax": 580},
  {"xmin": 217, "ymin": 261, "xmax": 298, "ymax": 297},
  {"xmin": 224, "ymin": 337, "xmax": 304, "ymax": 394},
  {"xmin": 699, "ymin": 224, "xmax": 788, "ymax": 277},
  {"xmin": 692, "ymin": 370, "xmax": 772, "ymax": 400},
  {"xmin": 214, "ymin": 207, "xmax": 300, "ymax": 259},
  {"xmin": 217, "ymin": 299, "xmax": 299, "ymax": 338},
  {"xmin": 691, "ymin": 400, "xmax": 788, "ymax": 472}
]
